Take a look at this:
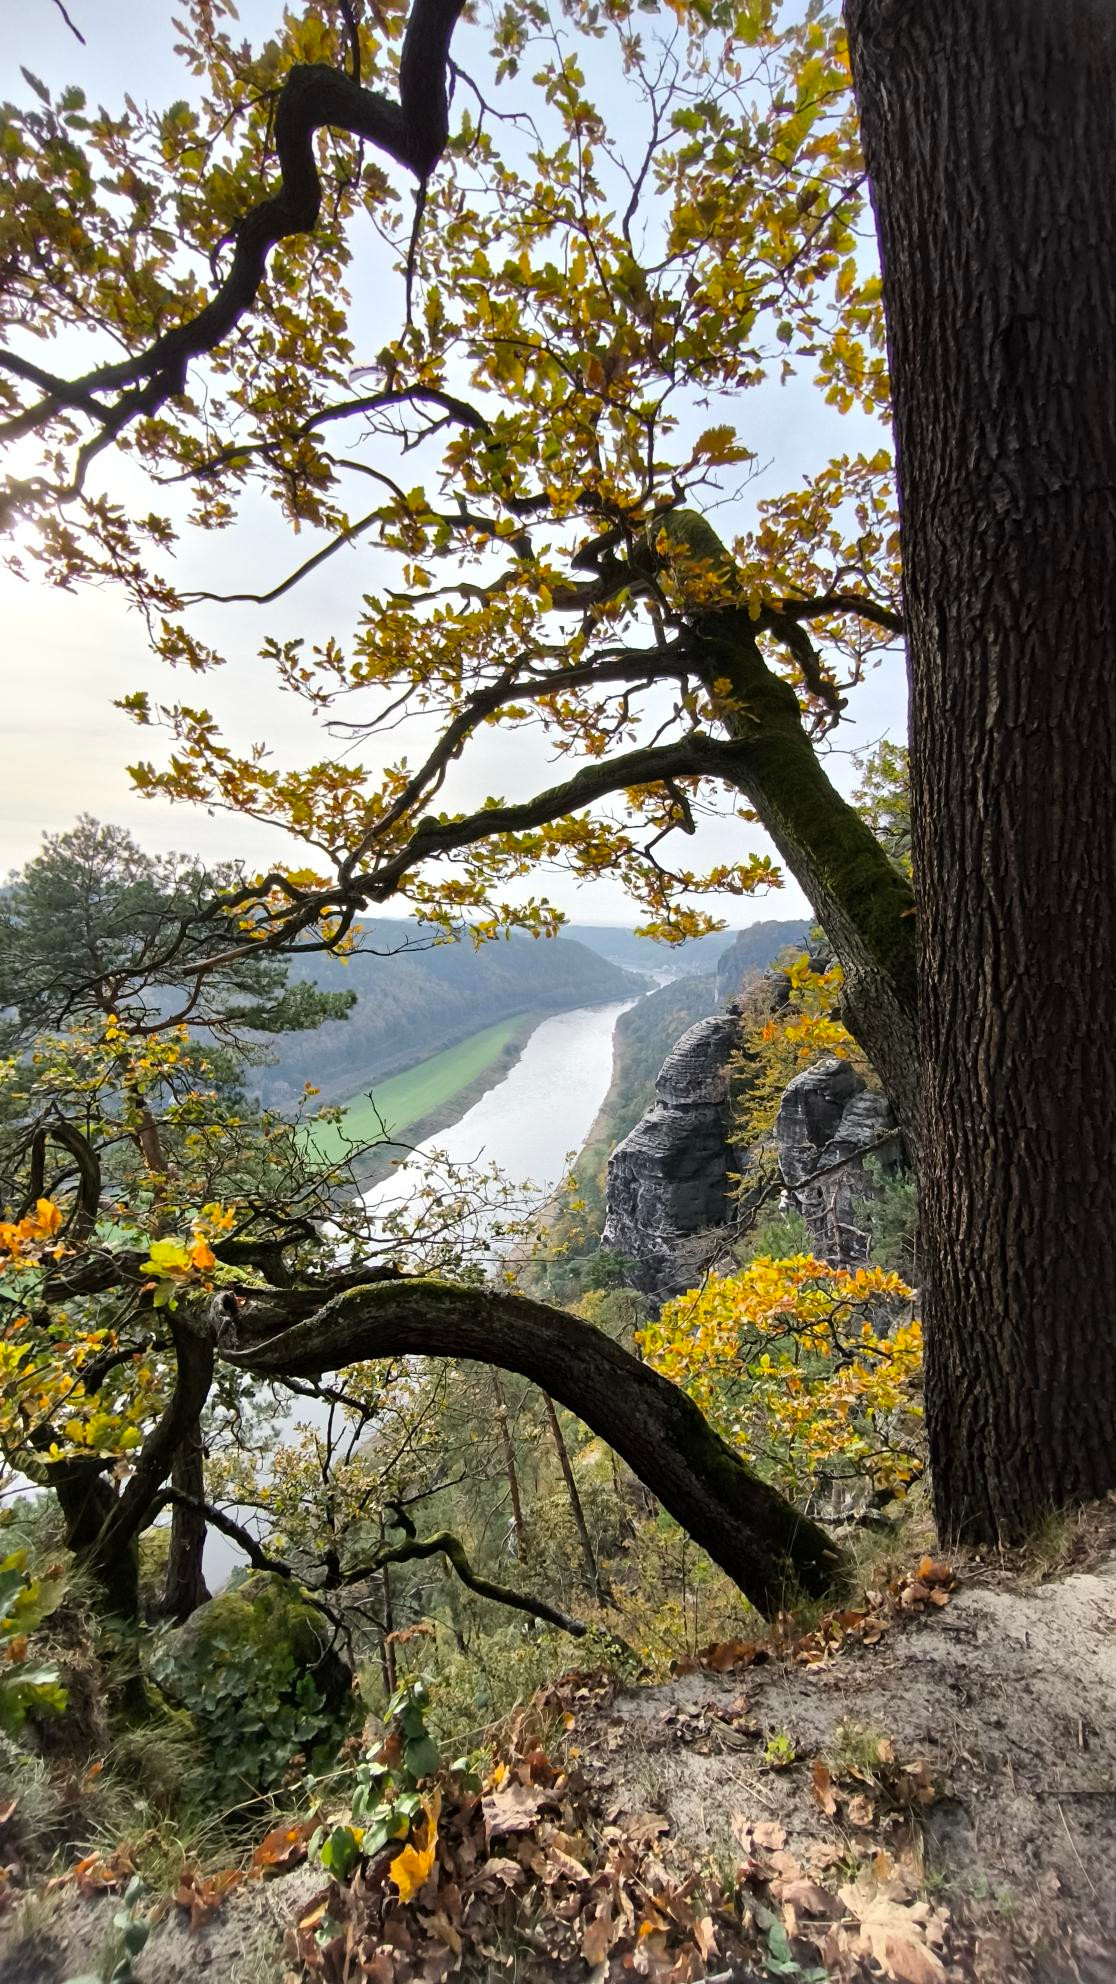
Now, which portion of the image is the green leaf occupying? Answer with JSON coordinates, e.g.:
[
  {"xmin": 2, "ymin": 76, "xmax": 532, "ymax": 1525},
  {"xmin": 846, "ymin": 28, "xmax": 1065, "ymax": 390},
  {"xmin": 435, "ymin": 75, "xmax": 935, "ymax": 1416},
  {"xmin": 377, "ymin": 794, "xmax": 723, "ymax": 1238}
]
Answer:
[
  {"xmin": 404, "ymin": 1731, "xmax": 441, "ymax": 1781},
  {"xmin": 19, "ymin": 68, "xmax": 51, "ymax": 105}
]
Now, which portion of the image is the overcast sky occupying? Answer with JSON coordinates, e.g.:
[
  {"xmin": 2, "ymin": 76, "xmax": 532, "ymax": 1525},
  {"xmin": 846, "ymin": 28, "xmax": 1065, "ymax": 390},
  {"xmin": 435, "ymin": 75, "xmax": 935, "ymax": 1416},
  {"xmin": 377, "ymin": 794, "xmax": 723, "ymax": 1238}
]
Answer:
[{"xmin": 0, "ymin": 0, "xmax": 907, "ymax": 928}]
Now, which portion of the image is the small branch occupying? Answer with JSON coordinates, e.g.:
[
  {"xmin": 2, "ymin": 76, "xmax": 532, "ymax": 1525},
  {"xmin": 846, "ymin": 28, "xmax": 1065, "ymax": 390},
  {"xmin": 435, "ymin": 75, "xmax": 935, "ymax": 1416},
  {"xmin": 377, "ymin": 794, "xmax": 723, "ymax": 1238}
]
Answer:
[
  {"xmin": 152, "ymin": 1489, "xmax": 345, "ymax": 1628},
  {"xmin": 2, "ymin": 0, "xmax": 468, "ymax": 453},
  {"xmin": 51, "ymin": 0, "xmax": 86, "ymax": 42},
  {"xmin": 345, "ymin": 1529, "xmax": 588, "ymax": 1637}
]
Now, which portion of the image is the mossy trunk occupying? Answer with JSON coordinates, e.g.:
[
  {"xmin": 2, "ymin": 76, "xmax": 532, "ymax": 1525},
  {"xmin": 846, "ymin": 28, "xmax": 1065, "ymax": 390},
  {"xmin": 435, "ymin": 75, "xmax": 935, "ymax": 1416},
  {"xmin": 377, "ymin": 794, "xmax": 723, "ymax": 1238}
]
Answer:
[
  {"xmin": 229, "ymin": 1279, "xmax": 849, "ymax": 1619},
  {"xmin": 161, "ymin": 1418, "xmax": 212, "ymax": 1622},
  {"xmin": 50, "ymin": 1463, "xmax": 141, "ymax": 1622},
  {"xmin": 693, "ymin": 615, "xmax": 918, "ymax": 1135}
]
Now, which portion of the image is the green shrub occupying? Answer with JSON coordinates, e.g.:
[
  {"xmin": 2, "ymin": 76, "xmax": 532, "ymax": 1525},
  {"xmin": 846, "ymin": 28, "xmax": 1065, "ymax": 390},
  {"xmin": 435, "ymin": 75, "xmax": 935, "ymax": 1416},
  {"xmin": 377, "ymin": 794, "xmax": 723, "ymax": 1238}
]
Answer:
[{"xmin": 146, "ymin": 1574, "xmax": 354, "ymax": 1800}]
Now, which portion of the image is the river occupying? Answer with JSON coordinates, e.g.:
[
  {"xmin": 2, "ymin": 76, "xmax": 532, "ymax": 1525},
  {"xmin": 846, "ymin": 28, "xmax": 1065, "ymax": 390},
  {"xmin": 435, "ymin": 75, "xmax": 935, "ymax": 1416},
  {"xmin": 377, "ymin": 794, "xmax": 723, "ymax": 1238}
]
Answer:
[
  {"xmin": 363, "ymin": 997, "xmax": 634, "ymax": 1225},
  {"xmin": 204, "ymin": 995, "xmax": 637, "ymax": 1584}
]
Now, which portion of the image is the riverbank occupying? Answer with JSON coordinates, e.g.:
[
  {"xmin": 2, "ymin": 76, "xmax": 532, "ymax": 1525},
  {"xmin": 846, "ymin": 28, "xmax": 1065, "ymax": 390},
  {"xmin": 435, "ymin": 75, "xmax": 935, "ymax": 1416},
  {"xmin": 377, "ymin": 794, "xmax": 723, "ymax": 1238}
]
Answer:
[{"xmin": 301, "ymin": 1012, "xmax": 543, "ymax": 1184}]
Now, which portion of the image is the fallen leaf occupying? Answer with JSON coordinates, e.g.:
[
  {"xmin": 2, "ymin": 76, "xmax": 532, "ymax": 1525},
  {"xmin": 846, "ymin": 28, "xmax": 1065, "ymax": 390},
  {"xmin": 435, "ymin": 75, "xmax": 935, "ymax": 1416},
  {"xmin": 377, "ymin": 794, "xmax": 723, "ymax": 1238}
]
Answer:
[
  {"xmin": 811, "ymin": 1759, "xmax": 839, "ymax": 1816},
  {"xmin": 693, "ymin": 1911, "xmax": 718, "ymax": 1959},
  {"xmin": 581, "ymin": 1895, "xmax": 618, "ymax": 1965},
  {"xmin": 752, "ymin": 1822, "xmax": 787, "ymax": 1850},
  {"xmin": 775, "ymin": 1875, "xmax": 843, "ymax": 1920},
  {"xmin": 390, "ymin": 1787, "xmax": 442, "ymax": 1902},
  {"xmin": 467, "ymin": 1855, "xmax": 524, "ymax": 1891},
  {"xmin": 698, "ymin": 1637, "xmax": 759, "ymax": 1672},
  {"xmin": 916, "ymin": 1558, "xmax": 955, "ymax": 1587},
  {"xmin": 840, "ymin": 1875, "xmax": 949, "ymax": 1984},
  {"xmin": 846, "ymin": 1794, "xmax": 875, "ymax": 1828},
  {"xmin": 251, "ymin": 1818, "xmax": 316, "ymax": 1873},
  {"xmin": 482, "ymin": 1776, "xmax": 560, "ymax": 1840}
]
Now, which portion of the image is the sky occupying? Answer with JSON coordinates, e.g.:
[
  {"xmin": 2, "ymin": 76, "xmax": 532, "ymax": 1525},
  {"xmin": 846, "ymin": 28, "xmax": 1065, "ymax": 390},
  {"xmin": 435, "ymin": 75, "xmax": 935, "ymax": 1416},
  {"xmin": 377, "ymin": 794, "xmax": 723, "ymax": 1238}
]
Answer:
[{"xmin": 0, "ymin": 0, "xmax": 907, "ymax": 929}]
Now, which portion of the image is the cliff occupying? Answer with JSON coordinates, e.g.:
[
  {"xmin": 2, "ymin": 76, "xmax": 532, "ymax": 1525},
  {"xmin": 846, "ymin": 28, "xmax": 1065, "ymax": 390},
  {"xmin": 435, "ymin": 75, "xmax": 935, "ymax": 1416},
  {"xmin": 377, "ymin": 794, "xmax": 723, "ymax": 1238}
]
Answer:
[
  {"xmin": 602, "ymin": 1008, "xmax": 748, "ymax": 1299},
  {"xmin": 714, "ymin": 918, "xmax": 813, "ymax": 1001},
  {"xmin": 603, "ymin": 1023, "xmax": 904, "ymax": 1300},
  {"xmin": 773, "ymin": 1054, "xmax": 903, "ymax": 1263}
]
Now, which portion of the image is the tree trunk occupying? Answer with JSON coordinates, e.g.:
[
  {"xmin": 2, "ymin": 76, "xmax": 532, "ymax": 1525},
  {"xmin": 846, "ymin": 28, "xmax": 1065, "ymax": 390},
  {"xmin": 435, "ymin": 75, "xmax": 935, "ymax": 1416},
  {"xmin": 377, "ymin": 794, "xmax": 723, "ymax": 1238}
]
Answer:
[
  {"xmin": 380, "ymin": 1565, "xmax": 397, "ymax": 1694},
  {"xmin": 492, "ymin": 1376, "xmax": 529, "ymax": 1562},
  {"xmin": 542, "ymin": 1393, "xmax": 612, "ymax": 1605},
  {"xmin": 161, "ymin": 1418, "xmax": 212, "ymax": 1622},
  {"xmin": 228, "ymin": 1279, "xmax": 849, "ymax": 1617},
  {"xmin": 848, "ymin": 0, "xmax": 1116, "ymax": 1540},
  {"xmin": 693, "ymin": 615, "xmax": 919, "ymax": 1130},
  {"xmin": 50, "ymin": 1461, "xmax": 140, "ymax": 1621}
]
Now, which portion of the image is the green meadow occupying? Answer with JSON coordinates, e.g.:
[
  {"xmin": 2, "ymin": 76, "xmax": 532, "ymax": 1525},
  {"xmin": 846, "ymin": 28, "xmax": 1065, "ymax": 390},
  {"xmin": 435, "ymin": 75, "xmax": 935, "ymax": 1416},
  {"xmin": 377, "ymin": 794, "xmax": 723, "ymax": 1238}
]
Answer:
[{"xmin": 301, "ymin": 1015, "xmax": 531, "ymax": 1164}]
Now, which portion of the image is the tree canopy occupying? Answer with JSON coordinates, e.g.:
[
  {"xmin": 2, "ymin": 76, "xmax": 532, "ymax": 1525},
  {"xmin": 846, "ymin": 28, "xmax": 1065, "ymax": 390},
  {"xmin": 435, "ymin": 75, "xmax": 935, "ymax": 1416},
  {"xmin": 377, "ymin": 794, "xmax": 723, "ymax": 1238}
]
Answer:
[{"xmin": 0, "ymin": 0, "xmax": 916, "ymax": 1110}]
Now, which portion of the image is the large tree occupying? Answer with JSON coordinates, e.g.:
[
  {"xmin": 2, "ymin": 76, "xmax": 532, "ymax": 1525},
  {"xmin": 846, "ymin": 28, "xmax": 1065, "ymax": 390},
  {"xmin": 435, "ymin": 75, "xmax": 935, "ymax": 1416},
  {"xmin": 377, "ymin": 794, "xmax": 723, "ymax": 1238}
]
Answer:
[
  {"xmin": 1, "ymin": 0, "xmax": 1107, "ymax": 1547},
  {"xmin": 846, "ymin": 0, "xmax": 1116, "ymax": 1540}
]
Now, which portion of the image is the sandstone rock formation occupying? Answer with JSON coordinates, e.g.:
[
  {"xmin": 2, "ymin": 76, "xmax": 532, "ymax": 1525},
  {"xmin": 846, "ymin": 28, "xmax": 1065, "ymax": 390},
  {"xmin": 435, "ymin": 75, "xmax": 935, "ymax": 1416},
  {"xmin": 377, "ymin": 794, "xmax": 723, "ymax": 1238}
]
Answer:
[
  {"xmin": 774, "ymin": 1054, "xmax": 903, "ymax": 1264},
  {"xmin": 603, "ymin": 1011, "xmax": 905, "ymax": 1298},
  {"xmin": 602, "ymin": 1009, "xmax": 746, "ymax": 1300}
]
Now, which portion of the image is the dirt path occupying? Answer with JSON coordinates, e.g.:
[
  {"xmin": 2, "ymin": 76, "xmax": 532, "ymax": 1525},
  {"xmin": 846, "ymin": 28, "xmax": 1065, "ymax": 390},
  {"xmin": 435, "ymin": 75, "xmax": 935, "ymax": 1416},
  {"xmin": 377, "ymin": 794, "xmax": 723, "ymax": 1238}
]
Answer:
[
  {"xmin": 3, "ymin": 1558, "xmax": 1113, "ymax": 1983},
  {"xmin": 578, "ymin": 1559, "xmax": 1116, "ymax": 1979}
]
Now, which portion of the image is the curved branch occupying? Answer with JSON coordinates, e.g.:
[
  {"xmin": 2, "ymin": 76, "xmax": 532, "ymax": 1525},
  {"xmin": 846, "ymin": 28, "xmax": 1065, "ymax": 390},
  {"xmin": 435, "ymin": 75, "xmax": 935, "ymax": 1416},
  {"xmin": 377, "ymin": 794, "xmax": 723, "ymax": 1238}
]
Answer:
[
  {"xmin": 23, "ymin": 1117, "xmax": 102, "ymax": 1241},
  {"xmin": 225, "ymin": 1278, "xmax": 847, "ymax": 1616},
  {"xmin": 774, "ymin": 591, "xmax": 905, "ymax": 637},
  {"xmin": 156, "ymin": 386, "xmax": 489, "ymax": 487},
  {"xmin": 2, "ymin": 0, "xmax": 467, "ymax": 452},
  {"xmin": 359, "ymin": 732, "xmax": 751, "ymax": 898},
  {"xmin": 99, "ymin": 1320, "xmax": 215, "ymax": 1554},
  {"xmin": 350, "ymin": 1530, "xmax": 588, "ymax": 1636}
]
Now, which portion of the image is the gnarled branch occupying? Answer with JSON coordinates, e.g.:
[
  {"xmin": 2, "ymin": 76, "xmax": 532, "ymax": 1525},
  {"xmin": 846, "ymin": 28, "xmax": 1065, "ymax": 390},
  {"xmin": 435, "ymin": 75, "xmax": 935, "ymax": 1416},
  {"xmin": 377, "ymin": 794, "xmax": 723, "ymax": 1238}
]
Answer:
[
  {"xmin": 225, "ymin": 1277, "xmax": 847, "ymax": 1617},
  {"xmin": 1, "ymin": 0, "xmax": 468, "ymax": 456}
]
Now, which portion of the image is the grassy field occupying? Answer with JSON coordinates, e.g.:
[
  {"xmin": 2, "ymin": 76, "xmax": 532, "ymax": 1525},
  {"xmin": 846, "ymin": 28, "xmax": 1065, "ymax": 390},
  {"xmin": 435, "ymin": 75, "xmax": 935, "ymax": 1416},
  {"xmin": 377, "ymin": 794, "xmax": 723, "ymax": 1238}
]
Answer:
[{"xmin": 301, "ymin": 1015, "xmax": 531, "ymax": 1165}]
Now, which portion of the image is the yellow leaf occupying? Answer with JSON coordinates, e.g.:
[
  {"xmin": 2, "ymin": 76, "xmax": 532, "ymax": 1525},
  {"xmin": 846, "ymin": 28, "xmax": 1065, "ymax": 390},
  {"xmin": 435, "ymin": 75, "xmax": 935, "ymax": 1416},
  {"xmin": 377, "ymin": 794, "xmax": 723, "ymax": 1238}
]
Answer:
[
  {"xmin": 389, "ymin": 1788, "xmax": 441, "ymax": 1902},
  {"xmin": 390, "ymin": 1833, "xmax": 436, "ymax": 1902},
  {"xmin": 143, "ymin": 1238, "xmax": 191, "ymax": 1276}
]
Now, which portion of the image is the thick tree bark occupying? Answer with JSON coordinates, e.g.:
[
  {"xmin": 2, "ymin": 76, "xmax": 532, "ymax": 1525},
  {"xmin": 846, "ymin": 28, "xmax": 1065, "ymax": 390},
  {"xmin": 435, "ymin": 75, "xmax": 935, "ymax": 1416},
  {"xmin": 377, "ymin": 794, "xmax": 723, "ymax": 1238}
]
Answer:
[
  {"xmin": 161, "ymin": 1419, "xmax": 212, "ymax": 1622},
  {"xmin": 226, "ymin": 1279, "xmax": 848, "ymax": 1617},
  {"xmin": 848, "ymin": 0, "xmax": 1116, "ymax": 1539}
]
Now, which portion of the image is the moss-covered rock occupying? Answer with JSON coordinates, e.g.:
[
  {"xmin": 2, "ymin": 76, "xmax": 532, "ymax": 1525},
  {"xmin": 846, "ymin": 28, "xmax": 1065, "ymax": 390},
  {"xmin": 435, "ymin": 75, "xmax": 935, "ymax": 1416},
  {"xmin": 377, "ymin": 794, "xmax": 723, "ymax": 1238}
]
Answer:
[{"xmin": 147, "ymin": 1573, "xmax": 354, "ymax": 1797}]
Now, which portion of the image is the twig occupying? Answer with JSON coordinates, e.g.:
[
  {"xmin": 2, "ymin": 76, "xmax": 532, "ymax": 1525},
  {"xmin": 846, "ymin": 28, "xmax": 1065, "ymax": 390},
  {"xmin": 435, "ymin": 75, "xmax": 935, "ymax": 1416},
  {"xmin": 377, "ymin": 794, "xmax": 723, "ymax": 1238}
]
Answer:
[{"xmin": 51, "ymin": 0, "xmax": 86, "ymax": 41}]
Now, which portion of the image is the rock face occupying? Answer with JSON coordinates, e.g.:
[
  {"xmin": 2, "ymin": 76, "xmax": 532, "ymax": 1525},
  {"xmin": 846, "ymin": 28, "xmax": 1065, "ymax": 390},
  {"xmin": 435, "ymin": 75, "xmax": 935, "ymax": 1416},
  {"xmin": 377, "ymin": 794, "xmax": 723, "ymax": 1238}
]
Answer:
[
  {"xmin": 603, "ymin": 1009, "xmax": 745, "ymax": 1300},
  {"xmin": 774, "ymin": 1054, "xmax": 903, "ymax": 1263}
]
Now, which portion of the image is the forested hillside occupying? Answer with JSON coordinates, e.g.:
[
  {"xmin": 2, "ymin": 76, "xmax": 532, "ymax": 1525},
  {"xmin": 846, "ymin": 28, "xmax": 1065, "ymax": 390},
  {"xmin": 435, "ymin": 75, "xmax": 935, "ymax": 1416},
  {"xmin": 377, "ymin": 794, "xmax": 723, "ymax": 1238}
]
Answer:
[
  {"xmin": 252, "ymin": 923, "xmax": 640, "ymax": 1109},
  {"xmin": 564, "ymin": 918, "xmax": 808, "ymax": 978}
]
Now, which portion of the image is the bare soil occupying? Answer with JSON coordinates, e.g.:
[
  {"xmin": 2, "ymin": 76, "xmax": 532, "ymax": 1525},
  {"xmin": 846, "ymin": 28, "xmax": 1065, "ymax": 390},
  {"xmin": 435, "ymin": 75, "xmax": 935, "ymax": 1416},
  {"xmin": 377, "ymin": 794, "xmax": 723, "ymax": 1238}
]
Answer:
[
  {"xmin": 579, "ymin": 1556, "xmax": 1116, "ymax": 1980},
  {"xmin": 2, "ymin": 1553, "xmax": 1113, "ymax": 1984}
]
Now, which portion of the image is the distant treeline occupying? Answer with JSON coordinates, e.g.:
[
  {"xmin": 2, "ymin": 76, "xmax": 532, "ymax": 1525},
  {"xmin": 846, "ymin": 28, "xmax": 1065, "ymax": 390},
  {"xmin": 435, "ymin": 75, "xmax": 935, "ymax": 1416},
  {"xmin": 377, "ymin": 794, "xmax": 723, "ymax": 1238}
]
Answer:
[{"xmin": 249, "ymin": 922, "xmax": 640, "ymax": 1111}]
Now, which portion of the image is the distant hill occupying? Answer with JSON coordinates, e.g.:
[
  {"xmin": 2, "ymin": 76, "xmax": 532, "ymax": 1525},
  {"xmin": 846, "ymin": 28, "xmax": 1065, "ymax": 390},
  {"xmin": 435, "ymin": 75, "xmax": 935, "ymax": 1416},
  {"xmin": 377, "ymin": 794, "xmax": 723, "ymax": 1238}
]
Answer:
[
  {"xmin": 714, "ymin": 919, "xmax": 813, "ymax": 1000},
  {"xmin": 565, "ymin": 918, "xmax": 811, "ymax": 981},
  {"xmin": 251, "ymin": 922, "xmax": 641, "ymax": 1111}
]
